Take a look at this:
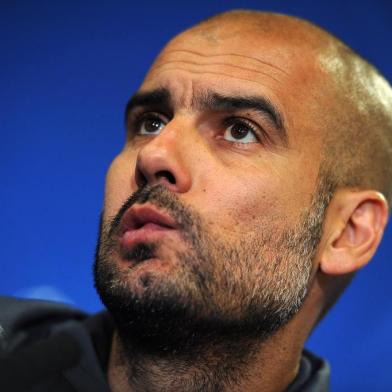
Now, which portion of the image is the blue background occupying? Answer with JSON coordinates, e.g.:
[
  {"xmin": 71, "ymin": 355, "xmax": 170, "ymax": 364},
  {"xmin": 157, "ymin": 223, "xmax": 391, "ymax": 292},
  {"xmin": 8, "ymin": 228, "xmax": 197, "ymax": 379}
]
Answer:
[{"xmin": 1, "ymin": 1, "xmax": 391, "ymax": 390}]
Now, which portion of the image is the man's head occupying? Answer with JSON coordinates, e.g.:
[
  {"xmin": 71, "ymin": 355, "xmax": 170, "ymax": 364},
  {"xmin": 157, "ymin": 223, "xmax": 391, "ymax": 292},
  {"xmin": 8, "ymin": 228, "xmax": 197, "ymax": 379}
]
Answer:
[{"xmin": 94, "ymin": 10, "xmax": 392, "ymax": 355}]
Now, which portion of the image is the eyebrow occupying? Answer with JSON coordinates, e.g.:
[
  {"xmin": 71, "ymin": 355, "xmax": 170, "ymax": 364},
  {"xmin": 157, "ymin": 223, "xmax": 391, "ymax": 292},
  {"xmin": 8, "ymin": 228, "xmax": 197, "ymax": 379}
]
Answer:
[
  {"xmin": 124, "ymin": 87, "xmax": 286, "ymax": 142},
  {"xmin": 124, "ymin": 88, "xmax": 171, "ymax": 122},
  {"xmin": 201, "ymin": 91, "xmax": 285, "ymax": 137}
]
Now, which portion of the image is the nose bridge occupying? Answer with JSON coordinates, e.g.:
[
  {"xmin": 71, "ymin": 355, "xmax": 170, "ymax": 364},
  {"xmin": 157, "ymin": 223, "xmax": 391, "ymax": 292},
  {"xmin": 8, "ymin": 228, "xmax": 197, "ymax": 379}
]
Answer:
[
  {"xmin": 135, "ymin": 116, "xmax": 196, "ymax": 192},
  {"xmin": 152, "ymin": 119, "xmax": 183, "ymax": 151},
  {"xmin": 142, "ymin": 117, "xmax": 192, "ymax": 164}
]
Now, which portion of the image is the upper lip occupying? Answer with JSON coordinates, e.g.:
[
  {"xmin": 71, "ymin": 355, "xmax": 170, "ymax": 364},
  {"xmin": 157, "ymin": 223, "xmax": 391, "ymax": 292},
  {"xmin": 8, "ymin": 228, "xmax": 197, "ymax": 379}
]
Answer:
[{"xmin": 120, "ymin": 205, "xmax": 178, "ymax": 234}]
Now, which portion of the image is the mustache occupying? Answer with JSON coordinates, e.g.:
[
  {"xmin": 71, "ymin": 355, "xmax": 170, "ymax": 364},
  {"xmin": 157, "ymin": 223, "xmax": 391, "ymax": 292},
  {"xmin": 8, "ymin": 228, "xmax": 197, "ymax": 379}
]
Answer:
[{"xmin": 108, "ymin": 184, "xmax": 196, "ymax": 239}]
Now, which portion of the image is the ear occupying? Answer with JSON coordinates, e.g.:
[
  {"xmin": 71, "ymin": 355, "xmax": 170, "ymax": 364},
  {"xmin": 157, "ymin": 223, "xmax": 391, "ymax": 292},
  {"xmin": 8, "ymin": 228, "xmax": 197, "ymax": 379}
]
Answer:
[{"xmin": 319, "ymin": 189, "xmax": 389, "ymax": 275}]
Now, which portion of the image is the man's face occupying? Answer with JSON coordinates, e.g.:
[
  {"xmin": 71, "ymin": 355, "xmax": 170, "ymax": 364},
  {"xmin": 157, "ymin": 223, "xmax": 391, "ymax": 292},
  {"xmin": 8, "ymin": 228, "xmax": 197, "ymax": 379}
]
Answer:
[{"xmin": 94, "ymin": 23, "xmax": 329, "ymax": 348}]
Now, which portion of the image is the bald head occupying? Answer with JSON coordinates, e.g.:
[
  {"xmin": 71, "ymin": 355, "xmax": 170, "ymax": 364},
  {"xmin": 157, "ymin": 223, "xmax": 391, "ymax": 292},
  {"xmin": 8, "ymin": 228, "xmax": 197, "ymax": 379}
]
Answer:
[
  {"xmin": 163, "ymin": 9, "xmax": 392, "ymax": 205},
  {"xmin": 100, "ymin": 12, "xmax": 391, "ymax": 381},
  {"xmin": 320, "ymin": 43, "xmax": 392, "ymax": 204}
]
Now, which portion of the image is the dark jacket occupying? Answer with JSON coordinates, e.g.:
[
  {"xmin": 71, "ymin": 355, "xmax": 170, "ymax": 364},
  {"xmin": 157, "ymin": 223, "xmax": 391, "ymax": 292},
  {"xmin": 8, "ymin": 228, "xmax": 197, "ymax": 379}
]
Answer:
[{"xmin": 0, "ymin": 296, "xmax": 329, "ymax": 391}]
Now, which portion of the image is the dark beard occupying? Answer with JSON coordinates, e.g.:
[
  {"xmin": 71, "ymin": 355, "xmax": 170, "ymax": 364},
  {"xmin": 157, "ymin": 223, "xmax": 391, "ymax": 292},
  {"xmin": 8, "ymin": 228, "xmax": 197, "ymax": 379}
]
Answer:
[{"xmin": 94, "ymin": 183, "xmax": 329, "ymax": 388}]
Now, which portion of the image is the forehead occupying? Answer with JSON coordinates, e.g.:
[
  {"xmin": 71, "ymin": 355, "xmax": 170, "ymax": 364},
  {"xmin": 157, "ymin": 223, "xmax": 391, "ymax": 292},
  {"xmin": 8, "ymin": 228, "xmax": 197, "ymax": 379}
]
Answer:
[{"xmin": 141, "ymin": 27, "xmax": 330, "ymax": 146}]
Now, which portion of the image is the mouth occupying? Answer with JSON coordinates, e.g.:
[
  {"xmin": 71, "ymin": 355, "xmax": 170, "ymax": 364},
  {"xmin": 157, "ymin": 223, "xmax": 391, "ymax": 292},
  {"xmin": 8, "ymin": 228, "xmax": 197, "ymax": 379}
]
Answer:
[{"xmin": 118, "ymin": 204, "xmax": 179, "ymax": 250}]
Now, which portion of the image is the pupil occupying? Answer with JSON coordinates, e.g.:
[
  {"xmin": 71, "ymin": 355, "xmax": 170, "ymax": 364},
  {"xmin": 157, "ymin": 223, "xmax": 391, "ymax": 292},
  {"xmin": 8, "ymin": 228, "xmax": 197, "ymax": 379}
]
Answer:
[
  {"xmin": 231, "ymin": 123, "xmax": 248, "ymax": 139},
  {"xmin": 145, "ymin": 118, "xmax": 161, "ymax": 133}
]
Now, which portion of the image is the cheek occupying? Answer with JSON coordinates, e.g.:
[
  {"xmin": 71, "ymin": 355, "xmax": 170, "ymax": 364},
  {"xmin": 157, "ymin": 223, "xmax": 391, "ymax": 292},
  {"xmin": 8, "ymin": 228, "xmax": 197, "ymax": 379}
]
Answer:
[
  {"xmin": 190, "ymin": 157, "xmax": 313, "ymax": 238},
  {"xmin": 103, "ymin": 153, "xmax": 136, "ymax": 220},
  {"xmin": 191, "ymin": 170, "xmax": 284, "ymax": 237}
]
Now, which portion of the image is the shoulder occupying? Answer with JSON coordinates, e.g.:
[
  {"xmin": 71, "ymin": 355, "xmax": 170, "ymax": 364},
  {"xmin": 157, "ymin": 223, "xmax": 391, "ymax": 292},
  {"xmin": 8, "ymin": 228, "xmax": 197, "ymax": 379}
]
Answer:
[
  {"xmin": 0, "ymin": 296, "xmax": 112, "ymax": 391},
  {"xmin": 0, "ymin": 295, "xmax": 87, "ymax": 354}
]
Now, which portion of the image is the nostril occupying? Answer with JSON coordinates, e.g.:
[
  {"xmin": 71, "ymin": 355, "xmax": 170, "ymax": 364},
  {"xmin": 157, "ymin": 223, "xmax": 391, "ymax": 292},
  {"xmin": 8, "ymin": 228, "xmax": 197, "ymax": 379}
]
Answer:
[
  {"xmin": 135, "ymin": 167, "xmax": 148, "ymax": 188},
  {"xmin": 156, "ymin": 170, "xmax": 176, "ymax": 185}
]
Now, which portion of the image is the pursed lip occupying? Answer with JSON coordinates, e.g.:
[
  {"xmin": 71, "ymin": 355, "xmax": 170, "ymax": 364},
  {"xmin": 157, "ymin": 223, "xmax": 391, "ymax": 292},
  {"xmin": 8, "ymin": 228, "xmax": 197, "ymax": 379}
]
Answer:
[{"xmin": 118, "ymin": 204, "xmax": 179, "ymax": 248}]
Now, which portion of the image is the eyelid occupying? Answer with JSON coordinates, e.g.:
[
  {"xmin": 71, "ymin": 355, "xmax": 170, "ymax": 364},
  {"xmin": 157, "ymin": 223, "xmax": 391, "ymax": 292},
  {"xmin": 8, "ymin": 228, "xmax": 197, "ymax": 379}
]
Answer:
[
  {"xmin": 223, "ymin": 116, "xmax": 267, "ymax": 144},
  {"xmin": 126, "ymin": 110, "xmax": 270, "ymax": 146},
  {"xmin": 137, "ymin": 111, "xmax": 169, "ymax": 123},
  {"xmin": 127, "ymin": 109, "xmax": 169, "ymax": 135}
]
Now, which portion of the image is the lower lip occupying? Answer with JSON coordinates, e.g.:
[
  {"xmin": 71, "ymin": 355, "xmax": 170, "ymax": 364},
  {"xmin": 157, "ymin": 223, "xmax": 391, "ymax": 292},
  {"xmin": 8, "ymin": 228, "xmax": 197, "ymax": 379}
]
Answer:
[{"xmin": 120, "ymin": 223, "xmax": 175, "ymax": 248}]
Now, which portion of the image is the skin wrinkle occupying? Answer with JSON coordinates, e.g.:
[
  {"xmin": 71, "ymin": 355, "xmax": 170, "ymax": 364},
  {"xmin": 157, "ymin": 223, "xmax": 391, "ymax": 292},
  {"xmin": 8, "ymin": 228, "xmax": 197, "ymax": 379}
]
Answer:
[
  {"xmin": 145, "ymin": 67, "xmax": 284, "ymax": 105},
  {"xmin": 152, "ymin": 59, "xmax": 284, "ymax": 84},
  {"xmin": 95, "ymin": 9, "xmax": 392, "ymax": 392},
  {"xmin": 126, "ymin": 88, "xmax": 286, "ymax": 143},
  {"xmin": 144, "ymin": 50, "xmax": 316, "ymax": 143},
  {"xmin": 161, "ymin": 49, "xmax": 290, "ymax": 75},
  {"xmin": 121, "ymin": 108, "xmax": 306, "ymax": 225}
]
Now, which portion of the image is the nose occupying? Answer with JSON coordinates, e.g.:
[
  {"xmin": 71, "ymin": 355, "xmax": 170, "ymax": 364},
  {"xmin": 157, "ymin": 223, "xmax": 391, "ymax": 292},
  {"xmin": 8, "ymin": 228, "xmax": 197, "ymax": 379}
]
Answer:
[{"xmin": 134, "ymin": 124, "xmax": 192, "ymax": 193}]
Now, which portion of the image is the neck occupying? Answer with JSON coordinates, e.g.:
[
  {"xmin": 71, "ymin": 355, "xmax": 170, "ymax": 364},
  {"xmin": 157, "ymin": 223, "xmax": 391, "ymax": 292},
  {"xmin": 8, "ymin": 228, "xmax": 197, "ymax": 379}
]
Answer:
[
  {"xmin": 106, "ymin": 270, "xmax": 327, "ymax": 392},
  {"xmin": 107, "ymin": 327, "xmax": 303, "ymax": 392}
]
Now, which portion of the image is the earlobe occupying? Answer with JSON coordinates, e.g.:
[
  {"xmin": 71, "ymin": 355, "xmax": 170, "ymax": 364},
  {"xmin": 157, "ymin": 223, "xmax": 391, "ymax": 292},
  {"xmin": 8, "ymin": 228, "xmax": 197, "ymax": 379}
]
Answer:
[{"xmin": 320, "ymin": 190, "xmax": 388, "ymax": 276}]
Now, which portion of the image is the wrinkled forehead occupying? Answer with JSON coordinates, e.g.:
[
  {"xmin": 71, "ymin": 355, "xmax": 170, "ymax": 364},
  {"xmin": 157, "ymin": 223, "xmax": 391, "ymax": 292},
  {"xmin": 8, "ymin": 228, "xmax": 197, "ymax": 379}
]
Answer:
[
  {"xmin": 141, "ymin": 24, "xmax": 334, "ymax": 148},
  {"xmin": 149, "ymin": 16, "xmax": 331, "ymax": 77},
  {"xmin": 149, "ymin": 27, "xmax": 319, "ymax": 82}
]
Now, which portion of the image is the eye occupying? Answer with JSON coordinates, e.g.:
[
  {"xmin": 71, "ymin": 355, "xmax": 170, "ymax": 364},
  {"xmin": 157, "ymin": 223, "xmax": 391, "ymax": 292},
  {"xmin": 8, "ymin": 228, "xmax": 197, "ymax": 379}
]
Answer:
[
  {"xmin": 223, "ymin": 119, "xmax": 259, "ymax": 144},
  {"xmin": 136, "ymin": 113, "xmax": 167, "ymax": 135}
]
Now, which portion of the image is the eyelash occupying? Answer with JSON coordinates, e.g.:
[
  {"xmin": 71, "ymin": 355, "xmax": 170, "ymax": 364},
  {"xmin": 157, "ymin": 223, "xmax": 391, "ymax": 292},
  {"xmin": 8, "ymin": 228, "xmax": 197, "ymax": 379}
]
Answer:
[
  {"xmin": 128, "ymin": 111, "xmax": 267, "ymax": 145},
  {"xmin": 128, "ymin": 112, "xmax": 166, "ymax": 134},
  {"xmin": 222, "ymin": 117, "xmax": 264, "ymax": 143}
]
